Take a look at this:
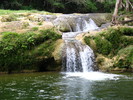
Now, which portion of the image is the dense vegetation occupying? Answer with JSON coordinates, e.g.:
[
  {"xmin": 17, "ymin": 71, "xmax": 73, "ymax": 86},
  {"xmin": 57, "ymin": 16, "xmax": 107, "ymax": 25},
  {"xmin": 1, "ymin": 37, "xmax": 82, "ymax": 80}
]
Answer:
[
  {"xmin": 84, "ymin": 27, "xmax": 133, "ymax": 70},
  {"xmin": 0, "ymin": 0, "xmax": 116, "ymax": 13},
  {"xmin": 0, "ymin": 29, "xmax": 61, "ymax": 74}
]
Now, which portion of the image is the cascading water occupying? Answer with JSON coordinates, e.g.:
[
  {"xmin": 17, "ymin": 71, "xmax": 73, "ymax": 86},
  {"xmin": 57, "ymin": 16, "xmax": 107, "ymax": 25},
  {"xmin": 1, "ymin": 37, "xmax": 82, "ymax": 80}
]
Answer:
[
  {"xmin": 42, "ymin": 14, "xmax": 121, "ymax": 80},
  {"xmin": 62, "ymin": 40, "xmax": 96, "ymax": 72},
  {"xmin": 61, "ymin": 15, "xmax": 98, "ymax": 72}
]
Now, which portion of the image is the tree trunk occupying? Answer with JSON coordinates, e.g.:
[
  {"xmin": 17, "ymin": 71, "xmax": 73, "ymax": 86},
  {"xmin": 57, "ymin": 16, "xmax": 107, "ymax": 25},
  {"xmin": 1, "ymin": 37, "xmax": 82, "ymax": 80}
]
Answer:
[
  {"xmin": 126, "ymin": 0, "xmax": 130, "ymax": 11},
  {"xmin": 112, "ymin": 0, "xmax": 122, "ymax": 24}
]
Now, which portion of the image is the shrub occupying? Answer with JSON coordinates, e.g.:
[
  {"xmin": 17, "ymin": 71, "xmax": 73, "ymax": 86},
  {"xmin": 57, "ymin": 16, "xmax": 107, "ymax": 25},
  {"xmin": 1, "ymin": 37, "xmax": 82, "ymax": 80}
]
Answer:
[
  {"xmin": 114, "ymin": 46, "xmax": 133, "ymax": 69},
  {"xmin": 119, "ymin": 27, "xmax": 133, "ymax": 36},
  {"xmin": 0, "ymin": 29, "xmax": 61, "ymax": 73},
  {"xmin": 84, "ymin": 36, "xmax": 92, "ymax": 46},
  {"xmin": 94, "ymin": 36, "xmax": 112, "ymax": 55},
  {"xmin": 84, "ymin": 27, "xmax": 133, "ymax": 56}
]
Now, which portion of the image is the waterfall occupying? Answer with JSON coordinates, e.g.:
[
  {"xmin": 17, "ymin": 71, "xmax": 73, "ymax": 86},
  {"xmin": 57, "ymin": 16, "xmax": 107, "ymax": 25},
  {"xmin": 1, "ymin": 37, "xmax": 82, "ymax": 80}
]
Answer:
[
  {"xmin": 62, "ymin": 40, "xmax": 95, "ymax": 72},
  {"xmin": 61, "ymin": 15, "xmax": 98, "ymax": 72},
  {"xmin": 42, "ymin": 14, "xmax": 120, "ymax": 80},
  {"xmin": 42, "ymin": 14, "xmax": 98, "ymax": 72}
]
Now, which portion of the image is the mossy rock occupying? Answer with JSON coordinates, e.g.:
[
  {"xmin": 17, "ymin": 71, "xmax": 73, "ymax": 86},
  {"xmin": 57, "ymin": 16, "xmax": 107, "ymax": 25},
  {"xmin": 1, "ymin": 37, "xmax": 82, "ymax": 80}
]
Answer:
[
  {"xmin": 0, "ymin": 29, "xmax": 62, "ymax": 73},
  {"xmin": 1, "ymin": 14, "xmax": 18, "ymax": 22},
  {"xmin": 89, "ymin": 13, "xmax": 112, "ymax": 27},
  {"xmin": 84, "ymin": 26, "xmax": 133, "ymax": 71},
  {"xmin": 28, "ymin": 14, "xmax": 44, "ymax": 22},
  {"xmin": 113, "ymin": 46, "xmax": 133, "ymax": 69}
]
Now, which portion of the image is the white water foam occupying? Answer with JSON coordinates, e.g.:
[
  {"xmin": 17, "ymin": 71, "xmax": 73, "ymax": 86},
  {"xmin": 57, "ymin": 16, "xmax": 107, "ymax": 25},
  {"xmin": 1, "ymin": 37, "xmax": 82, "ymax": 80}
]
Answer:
[{"xmin": 63, "ymin": 72, "xmax": 121, "ymax": 81}]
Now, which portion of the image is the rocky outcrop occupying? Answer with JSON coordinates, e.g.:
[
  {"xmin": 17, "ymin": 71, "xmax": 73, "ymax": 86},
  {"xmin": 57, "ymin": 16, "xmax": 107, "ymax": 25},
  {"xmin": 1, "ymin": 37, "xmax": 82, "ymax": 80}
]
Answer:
[
  {"xmin": 84, "ymin": 26, "xmax": 133, "ymax": 72},
  {"xmin": 52, "ymin": 39, "xmax": 64, "ymax": 63},
  {"xmin": 50, "ymin": 13, "xmax": 112, "ymax": 32}
]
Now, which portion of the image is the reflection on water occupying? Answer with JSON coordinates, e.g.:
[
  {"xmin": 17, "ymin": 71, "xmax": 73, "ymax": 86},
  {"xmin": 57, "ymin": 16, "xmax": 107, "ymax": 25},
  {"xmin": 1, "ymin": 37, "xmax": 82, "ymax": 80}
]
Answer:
[{"xmin": 0, "ymin": 72, "xmax": 133, "ymax": 100}]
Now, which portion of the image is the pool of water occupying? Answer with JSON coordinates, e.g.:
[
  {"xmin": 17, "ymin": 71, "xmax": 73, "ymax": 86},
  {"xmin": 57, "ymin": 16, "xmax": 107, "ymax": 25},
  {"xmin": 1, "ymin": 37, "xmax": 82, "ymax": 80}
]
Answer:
[{"xmin": 0, "ymin": 72, "xmax": 133, "ymax": 100}]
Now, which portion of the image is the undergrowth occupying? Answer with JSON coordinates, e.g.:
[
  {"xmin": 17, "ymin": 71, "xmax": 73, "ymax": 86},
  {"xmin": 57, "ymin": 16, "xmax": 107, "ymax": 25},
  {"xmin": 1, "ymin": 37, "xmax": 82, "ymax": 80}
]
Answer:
[
  {"xmin": 0, "ymin": 29, "xmax": 61, "ymax": 73},
  {"xmin": 84, "ymin": 27, "xmax": 133, "ymax": 69}
]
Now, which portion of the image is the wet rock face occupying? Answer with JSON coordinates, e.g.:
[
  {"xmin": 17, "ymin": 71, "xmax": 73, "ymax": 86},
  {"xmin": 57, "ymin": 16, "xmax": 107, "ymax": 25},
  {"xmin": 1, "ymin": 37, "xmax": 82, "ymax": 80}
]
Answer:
[
  {"xmin": 42, "ymin": 13, "xmax": 112, "ymax": 32},
  {"xmin": 52, "ymin": 15, "xmax": 99, "ymax": 32}
]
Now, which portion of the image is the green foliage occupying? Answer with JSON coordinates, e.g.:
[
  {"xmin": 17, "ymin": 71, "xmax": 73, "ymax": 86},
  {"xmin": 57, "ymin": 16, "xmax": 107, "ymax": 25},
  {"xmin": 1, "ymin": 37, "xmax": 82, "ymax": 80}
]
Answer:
[
  {"xmin": 84, "ymin": 27, "xmax": 133, "ymax": 56},
  {"xmin": 119, "ymin": 27, "xmax": 133, "ymax": 36},
  {"xmin": 0, "ymin": 29, "xmax": 61, "ymax": 73},
  {"xmin": 84, "ymin": 36, "xmax": 91, "ymax": 46},
  {"xmin": 84, "ymin": 0, "xmax": 97, "ymax": 12},
  {"xmin": 84, "ymin": 27, "xmax": 133, "ymax": 69},
  {"xmin": 32, "ymin": 27, "xmax": 39, "ymax": 31},
  {"xmin": 0, "ymin": 9, "xmax": 49, "ymax": 15},
  {"xmin": 104, "ymin": 27, "xmax": 133, "ymax": 55},
  {"xmin": 0, "ymin": 0, "xmax": 117, "ymax": 13},
  {"xmin": 94, "ymin": 36, "xmax": 112, "ymax": 55},
  {"xmin": 114, "ymin": 46, "xmax": 133, "ymax": 69}
]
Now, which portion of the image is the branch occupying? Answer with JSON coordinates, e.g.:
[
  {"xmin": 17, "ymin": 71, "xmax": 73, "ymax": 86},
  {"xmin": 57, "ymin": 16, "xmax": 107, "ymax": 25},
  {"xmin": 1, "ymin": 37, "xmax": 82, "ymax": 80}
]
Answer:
[
  {"xmin": 128, "ymin": 0, "xmax": 133, "ymax": 9},
  {"xmin": 120, "ymin": 19, "xmax": 133, "ymax": 24}
]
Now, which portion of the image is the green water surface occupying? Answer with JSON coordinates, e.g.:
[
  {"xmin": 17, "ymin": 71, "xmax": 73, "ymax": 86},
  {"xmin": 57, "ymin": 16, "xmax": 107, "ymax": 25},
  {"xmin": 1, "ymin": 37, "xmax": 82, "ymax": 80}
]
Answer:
[{"xmin": 0, "ymin": 72, "xmax": 133, "ymax": 100}]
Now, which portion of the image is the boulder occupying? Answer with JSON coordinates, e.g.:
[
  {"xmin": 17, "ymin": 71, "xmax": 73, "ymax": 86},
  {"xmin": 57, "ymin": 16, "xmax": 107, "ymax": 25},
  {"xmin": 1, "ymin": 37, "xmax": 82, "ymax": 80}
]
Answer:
[{"xmin": 52, "ymin": 39, "xmax": 64, "ymax": 63}]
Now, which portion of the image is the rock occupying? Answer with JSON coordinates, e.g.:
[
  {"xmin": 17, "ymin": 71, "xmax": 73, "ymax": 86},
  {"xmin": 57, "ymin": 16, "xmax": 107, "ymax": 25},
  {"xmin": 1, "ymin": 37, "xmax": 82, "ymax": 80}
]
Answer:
[
  {"xmin": 39, "ymin": 21, "xmax": 54, "ymax": 30},
  {"xmin": 52, "ymin": 39, "xmax": 64, "ymax": 63},
  {"xmin": 84, "ymin": 27, "xmax": 133, "ymax": 72},
  {"xmin": 53, "ymin": 16, "xmax": 76, "ymax": 32},
  {"xmin": 42, "ymin": 15, "xmax": 57, "ymax": 21},
  {"xmin": 113, "ymin": 46, "xmax": 133, "ymax": 69},
  {"xmin": 88, "ymin": 13, "xmax": 112, "ymax": 27},
  {"xmin": 96, "ymin": 54, "xmax": 114, "ymax": 71},
  {"xmin": 28, "ymin": 14, "xmax": 44, "ymax": 22}
]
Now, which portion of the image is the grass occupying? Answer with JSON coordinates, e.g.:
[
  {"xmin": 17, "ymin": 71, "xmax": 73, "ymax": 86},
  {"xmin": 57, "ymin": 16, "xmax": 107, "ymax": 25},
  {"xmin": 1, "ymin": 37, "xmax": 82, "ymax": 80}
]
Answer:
[
  {"xmin": 0, "ymin": 9, "xmax": 54, "ymax": 15},
  {"xmin": 32, "ymin": 27, "xmax": 39, "ymax": 31}
]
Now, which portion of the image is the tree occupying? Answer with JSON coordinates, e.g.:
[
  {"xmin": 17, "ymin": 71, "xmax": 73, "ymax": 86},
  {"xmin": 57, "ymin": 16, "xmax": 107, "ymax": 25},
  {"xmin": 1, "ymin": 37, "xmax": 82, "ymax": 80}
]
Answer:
[{"xmin": 112, "ymin": 0, "xmax": 133, "ymax": 24}]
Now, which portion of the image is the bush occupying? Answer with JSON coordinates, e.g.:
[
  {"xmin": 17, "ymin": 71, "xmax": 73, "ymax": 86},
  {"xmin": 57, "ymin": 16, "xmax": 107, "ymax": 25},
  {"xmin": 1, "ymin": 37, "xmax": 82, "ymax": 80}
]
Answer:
[
  {"xmin": 84, "ymin": 27, "xmax": 133, "ymax": 56},
  {"xmin": 94, "ymin": 36, "xmax": 112, "ymax": 55},
  {"xmin": 119, "ymin": 27, "xmax": 133, "ymax": 36},
  {"xmin": 113, "ymin": 46, "xmax": 133, "ymax": 69},
  {"xmin": 0, "ymin": 29, "xmax": 61, "ymax": 73}
]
